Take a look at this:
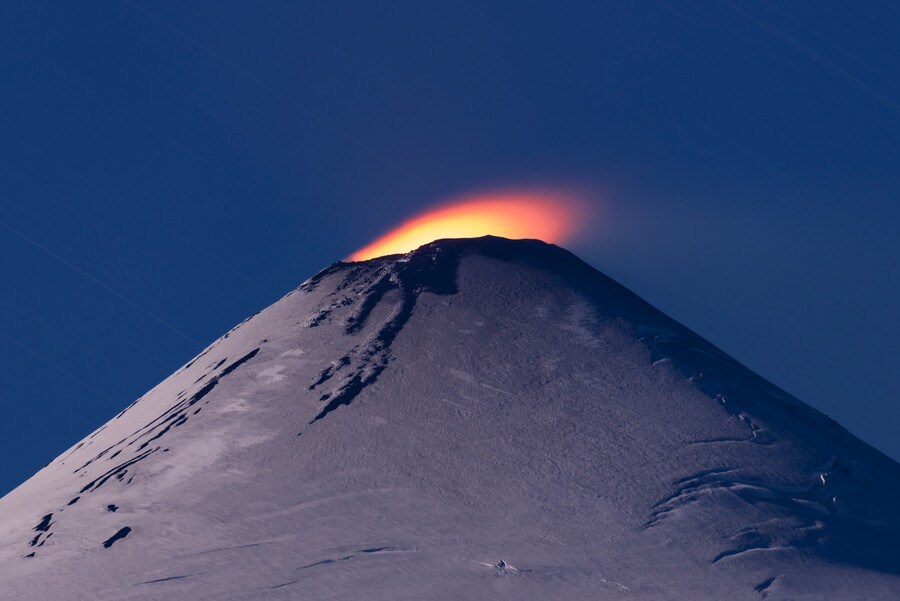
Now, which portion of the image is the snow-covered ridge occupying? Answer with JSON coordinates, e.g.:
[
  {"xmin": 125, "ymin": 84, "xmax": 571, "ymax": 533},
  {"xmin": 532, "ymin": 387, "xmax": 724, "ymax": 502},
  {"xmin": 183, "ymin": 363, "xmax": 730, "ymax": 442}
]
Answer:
[{"xmin": 0, "ymin": 236, "xmax": 897, "ymax": 600}]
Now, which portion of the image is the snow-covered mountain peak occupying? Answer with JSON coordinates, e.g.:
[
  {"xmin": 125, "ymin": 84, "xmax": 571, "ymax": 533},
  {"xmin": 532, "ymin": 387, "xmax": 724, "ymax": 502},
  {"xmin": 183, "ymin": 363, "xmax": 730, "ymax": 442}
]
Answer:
[{"xmin": 1, "ymin": 236, "xmax": 897, "ymax": 600}]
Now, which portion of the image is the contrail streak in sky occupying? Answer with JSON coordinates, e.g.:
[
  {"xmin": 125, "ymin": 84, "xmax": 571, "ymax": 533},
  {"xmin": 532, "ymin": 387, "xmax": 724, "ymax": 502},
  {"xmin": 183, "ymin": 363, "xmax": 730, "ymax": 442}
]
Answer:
[
  {"xmin": 721, "ymin": 0, "xmax": 900, "ymax": 117},
  {"xmin": 0, "ymin": 218, "xmax": 202, "ymax": 348},
  {"xmin": 0, "ymin": 329, "xmax": 122, "ymax": 409}
]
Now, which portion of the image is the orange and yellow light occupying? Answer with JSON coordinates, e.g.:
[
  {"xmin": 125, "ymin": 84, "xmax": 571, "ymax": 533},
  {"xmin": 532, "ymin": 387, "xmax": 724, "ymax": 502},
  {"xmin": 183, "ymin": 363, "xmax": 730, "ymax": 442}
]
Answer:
[{"xmin": 349, "ymin": 191, "xmax": 587, "ymax": 261}]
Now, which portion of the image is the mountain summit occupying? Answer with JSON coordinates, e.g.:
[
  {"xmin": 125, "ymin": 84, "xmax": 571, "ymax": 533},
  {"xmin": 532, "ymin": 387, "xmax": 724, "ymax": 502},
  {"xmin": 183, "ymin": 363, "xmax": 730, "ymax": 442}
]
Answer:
[{"xmin": 1, "ymin": 236, "xmax": 898, "ymax": 600}]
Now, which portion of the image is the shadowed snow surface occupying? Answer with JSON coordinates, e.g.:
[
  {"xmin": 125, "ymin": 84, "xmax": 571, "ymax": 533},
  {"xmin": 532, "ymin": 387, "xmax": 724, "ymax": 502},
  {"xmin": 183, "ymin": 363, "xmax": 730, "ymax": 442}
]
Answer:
[{"xmin": 0, "ymin": 236, "xmax": 898, "ymax": 600}]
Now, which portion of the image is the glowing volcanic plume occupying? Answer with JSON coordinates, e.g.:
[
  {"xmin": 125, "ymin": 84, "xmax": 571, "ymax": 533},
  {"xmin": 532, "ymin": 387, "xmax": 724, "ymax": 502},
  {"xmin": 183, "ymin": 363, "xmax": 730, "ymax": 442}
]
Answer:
[{"xmin": 349, "ymin": 191, "xmax": 586, "ymax": 261}]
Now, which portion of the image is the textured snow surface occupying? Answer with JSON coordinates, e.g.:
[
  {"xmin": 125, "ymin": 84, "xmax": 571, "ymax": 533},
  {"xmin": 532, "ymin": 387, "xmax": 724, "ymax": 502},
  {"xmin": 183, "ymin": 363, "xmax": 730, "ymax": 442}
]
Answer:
[{"xmin": 0, "ymin": 236, "xmax": 898, "ymax": 600}]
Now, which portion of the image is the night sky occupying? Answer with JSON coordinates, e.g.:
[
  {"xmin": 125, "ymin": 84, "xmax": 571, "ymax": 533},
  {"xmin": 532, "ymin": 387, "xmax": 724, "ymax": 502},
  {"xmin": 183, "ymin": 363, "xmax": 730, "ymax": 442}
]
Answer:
[{"xmin": 1, "ymin": 1, "xmax": 898, "ymax": 496}]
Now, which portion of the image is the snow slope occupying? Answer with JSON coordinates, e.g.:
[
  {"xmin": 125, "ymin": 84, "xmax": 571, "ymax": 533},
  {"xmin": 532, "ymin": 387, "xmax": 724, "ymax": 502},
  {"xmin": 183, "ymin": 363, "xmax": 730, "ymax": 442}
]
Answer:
[{"xmin": 0, "ymin": 236, "xmax": 897, "ymax": 600}]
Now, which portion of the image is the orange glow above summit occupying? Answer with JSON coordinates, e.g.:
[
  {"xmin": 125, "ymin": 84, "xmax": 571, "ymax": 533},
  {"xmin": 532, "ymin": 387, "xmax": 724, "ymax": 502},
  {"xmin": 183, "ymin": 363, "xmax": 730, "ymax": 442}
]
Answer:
[{"xmin": 349, "ymin": 192, "xmax": 587, "ymax": 261}]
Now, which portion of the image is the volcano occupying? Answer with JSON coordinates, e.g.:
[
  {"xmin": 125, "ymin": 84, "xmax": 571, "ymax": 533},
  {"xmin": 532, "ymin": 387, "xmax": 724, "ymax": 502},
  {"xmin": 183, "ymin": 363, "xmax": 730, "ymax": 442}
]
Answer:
[{"xmin": 1, "ymin": 236, "xmax": 897, "ymax": 600}]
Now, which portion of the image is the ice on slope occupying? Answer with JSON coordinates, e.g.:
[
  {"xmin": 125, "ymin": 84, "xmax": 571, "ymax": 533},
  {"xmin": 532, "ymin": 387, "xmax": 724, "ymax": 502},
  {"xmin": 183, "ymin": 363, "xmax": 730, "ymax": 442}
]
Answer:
[{"xmin": 0, "ymin": 236, "xmax": 898, "ymax": 600}]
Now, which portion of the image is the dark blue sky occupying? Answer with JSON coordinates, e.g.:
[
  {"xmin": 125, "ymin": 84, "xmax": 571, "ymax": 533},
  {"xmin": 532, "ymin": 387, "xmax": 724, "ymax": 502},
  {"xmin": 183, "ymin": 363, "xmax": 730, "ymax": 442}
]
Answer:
[{"xmin": 1, "ymin": 1, "xmax": 898, "ymax": 495}]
